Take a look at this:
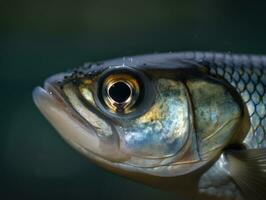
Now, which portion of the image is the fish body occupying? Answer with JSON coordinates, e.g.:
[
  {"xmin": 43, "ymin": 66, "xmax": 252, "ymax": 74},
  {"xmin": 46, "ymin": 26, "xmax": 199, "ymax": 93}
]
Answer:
[{"xmin": 33, "ymin": 52, "xmax": 266, "ymax": 200}]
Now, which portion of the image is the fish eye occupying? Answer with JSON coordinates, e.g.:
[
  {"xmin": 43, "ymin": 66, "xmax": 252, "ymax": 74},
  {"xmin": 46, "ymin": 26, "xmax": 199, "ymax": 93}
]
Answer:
[
  {"xmin": 93, "ymin": 66, "xmax": 154, "ymax": 119},
  {"xmin": 101, "ymin": 73, "xmax": 140, "ymax": 114}
]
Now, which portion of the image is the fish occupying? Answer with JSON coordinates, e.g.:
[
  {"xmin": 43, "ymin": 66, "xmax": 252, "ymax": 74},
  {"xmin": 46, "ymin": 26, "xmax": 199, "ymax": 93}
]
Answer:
[{"xmin": 33, "ymin": 52, "xmax": 266, "ymax": 200}]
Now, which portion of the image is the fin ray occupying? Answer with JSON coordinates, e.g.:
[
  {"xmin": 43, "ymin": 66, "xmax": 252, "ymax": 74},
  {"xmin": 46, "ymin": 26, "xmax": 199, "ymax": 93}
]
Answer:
[{"xmin": 225, "ymin": 149, "xmax": 266, "ymax": 200}]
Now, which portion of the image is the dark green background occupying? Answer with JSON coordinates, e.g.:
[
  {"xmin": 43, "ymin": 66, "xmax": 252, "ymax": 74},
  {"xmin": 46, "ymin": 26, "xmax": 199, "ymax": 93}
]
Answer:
[{"xmin": 1, "ymin": 0, "xmax": 266, "ymax": 199}]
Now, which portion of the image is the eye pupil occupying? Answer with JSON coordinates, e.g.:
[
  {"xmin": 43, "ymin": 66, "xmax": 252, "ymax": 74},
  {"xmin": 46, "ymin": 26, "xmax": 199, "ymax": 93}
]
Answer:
[
  {"xmin": 108, "ymin": 81, "xmax": 131, "ymax": 104},
  {"xmin": 100, "ymin": 71, "xmax": 143, "ymax": 114}
]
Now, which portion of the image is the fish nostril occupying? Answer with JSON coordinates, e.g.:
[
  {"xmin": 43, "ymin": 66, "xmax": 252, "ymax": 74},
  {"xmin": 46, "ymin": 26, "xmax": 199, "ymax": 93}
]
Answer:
[{"xmin": 108, "ymin": 81, "xmax": 132, "ymax": 104}]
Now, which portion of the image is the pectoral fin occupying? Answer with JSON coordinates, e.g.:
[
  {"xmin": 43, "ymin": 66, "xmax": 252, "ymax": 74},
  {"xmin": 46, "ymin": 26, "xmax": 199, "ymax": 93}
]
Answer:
[{"xmin": 225, "ymin": 149, "xmax": 266, "ymax": 200}]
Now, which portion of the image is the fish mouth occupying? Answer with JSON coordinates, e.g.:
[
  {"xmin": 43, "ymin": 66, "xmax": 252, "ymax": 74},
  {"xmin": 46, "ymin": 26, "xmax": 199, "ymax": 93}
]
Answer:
[
  {"xmin": 33, "ymin": 86, "xmax": 98, "ymax": 153},
  {"xmin": 33, "ymin": 74, "xmax": 127, "ymax": 165}
]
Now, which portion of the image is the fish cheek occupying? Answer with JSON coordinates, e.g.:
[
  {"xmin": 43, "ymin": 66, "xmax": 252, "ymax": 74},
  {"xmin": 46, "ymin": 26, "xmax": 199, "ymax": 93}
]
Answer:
[{"xmin": 119, "ymin": 79, "xmax": 192, "ymax": 161}]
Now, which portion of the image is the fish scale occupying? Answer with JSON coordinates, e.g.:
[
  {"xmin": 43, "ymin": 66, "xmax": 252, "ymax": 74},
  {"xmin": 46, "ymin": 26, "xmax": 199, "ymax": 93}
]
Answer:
[
  {"xmin": 206, "ymin": 54, "xmax": 266, "ymax": 148},
  {"xmin": 185, "ymin": 52, "xmax": 266, "ymax": 199},
  {"xmin": 179, "ymin": 52, "xmax": 266, "ymax": 149}
]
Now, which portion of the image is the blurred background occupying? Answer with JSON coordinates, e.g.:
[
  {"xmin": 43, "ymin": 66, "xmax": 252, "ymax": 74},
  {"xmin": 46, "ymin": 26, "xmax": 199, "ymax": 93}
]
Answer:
[{"xmin": 1, "ymin": 0, "xmax": 266, "ymax": 199}]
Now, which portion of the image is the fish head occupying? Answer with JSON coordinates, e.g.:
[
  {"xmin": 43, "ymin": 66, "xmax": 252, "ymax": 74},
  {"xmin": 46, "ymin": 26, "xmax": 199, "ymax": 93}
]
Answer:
[{"xmin": 33, "ymin": 54, "xmax": 247, "ymax": 180}]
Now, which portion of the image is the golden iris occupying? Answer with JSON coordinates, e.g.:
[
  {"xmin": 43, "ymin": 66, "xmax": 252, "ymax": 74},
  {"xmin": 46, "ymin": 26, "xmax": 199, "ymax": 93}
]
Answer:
[{"xmin": 102, "ymin": 73, "xmax": 140, "ymax": 114}]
